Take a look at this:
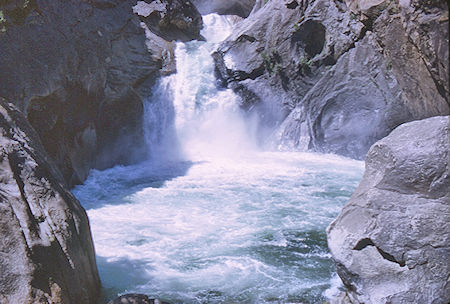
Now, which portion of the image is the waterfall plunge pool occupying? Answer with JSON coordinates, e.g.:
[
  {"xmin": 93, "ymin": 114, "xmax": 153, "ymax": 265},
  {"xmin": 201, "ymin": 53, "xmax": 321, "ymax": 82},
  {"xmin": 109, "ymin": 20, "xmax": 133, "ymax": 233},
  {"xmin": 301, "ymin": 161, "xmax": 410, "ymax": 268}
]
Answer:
[{"xmin": 72, "ymin": 14, "xmax": 365, "ymax": 304}]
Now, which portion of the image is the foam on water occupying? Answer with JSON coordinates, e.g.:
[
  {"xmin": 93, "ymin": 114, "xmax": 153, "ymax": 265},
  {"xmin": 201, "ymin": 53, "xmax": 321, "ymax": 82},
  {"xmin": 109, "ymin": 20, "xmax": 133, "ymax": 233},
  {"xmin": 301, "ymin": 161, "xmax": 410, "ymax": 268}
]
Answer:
[
  {"xmin": 73, "ymin": 14, "xmax": 365, "ymax": 303},
  {"xmin": 75, "ymin": 152, "xmax": 363, "ymax": 303}
]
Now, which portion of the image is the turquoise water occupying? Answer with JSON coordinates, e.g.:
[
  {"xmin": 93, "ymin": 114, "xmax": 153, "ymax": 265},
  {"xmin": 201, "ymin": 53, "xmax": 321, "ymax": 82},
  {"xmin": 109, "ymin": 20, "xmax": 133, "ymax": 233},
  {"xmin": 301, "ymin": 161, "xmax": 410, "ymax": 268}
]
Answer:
[
  {"xmin": 72, "ymin": 14, "xmax": 364, "ymax": 303},
  {"xmin": 73, "ymin": 152, "xmax": 363, "ymax": 303}
]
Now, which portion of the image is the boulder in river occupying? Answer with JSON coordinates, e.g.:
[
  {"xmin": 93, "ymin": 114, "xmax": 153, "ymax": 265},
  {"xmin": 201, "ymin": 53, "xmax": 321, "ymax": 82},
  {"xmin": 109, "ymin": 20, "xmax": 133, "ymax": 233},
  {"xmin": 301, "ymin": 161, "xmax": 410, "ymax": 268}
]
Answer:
[{"xmin": 327, "ymin": 116, "xmax": 450, "ymax": 304}]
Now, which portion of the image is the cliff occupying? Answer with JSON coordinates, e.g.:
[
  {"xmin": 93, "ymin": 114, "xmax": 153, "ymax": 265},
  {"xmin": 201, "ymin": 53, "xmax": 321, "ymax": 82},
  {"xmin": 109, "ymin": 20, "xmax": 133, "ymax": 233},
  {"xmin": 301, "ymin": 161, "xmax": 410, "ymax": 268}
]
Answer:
[
  {"xmin": 0, "ymin": 0, "xmax": 202, "ymax": 186},
  {"xmin": 0, "ymin": 1, "xmax": 203, "ymax": 303},
  {"xmin": 214, "ymin": 0, "xmax": 449, "ymax": 158}
]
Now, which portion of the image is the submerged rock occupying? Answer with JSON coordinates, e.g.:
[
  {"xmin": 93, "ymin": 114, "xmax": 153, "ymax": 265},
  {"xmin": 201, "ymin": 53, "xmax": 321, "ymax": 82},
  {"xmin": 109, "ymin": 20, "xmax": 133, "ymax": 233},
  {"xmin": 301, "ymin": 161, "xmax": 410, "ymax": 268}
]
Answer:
[
  {"xmin": 108, "ymin": 294, "xmax": 170, "ymax": 304},
  {"xmin": 214, "ymin": 0, "xmax": 449, "ymax": 158},
  {"xmin": 327, "ymin": 116, "xmax": 450, "ymax": 304},
  {"xmin": 0, "ymin": 0, "xmax": 202, "ymax": 186},
  {"xmin": 0, "ymin": 99, "xmax": 100, "ymax": 303}
]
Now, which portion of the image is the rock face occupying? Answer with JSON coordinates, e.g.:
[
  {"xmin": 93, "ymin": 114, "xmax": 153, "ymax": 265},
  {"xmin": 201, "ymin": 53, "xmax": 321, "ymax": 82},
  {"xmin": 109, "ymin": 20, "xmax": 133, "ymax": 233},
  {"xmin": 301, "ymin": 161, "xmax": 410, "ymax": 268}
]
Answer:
[
  {"xmin": 134, "ymin": 0, "xmax": 203, "ymax": 42},
  {"xmin": 0, "ymin": 99, "xmax": 100, "ymax": 303},
  {"xmin": 192, "ymin": 0, "xmax": 256, "ymax": 17},
  {"xmin": 214, "ymin": 0, "xmax": 449, "ymax": 158},
  {"xmin": 0, "ymin": 0, "xmax": 202, "ymax": 186},
  {"xmin": 327, "ymin": 116, "xmax": 450, "ymax": 304}
]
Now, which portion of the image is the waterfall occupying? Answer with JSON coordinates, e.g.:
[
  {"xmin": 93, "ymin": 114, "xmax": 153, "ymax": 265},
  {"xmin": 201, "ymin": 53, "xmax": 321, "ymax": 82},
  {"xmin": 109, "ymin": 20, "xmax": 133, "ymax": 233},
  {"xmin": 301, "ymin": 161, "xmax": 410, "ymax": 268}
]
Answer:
[
  {"xmin": 144, "ymin": 14, "xmax": 257, "ymax": 162},
  {"xmin": 73, "ymin": 13, "xmax": 365, "ymax": 304}
]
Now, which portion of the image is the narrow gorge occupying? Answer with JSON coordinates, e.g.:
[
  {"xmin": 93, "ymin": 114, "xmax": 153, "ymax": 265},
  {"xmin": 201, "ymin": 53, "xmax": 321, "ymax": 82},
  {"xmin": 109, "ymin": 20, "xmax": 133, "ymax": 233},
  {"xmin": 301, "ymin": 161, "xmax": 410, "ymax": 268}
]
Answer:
[{"xmin": 0, "ymin": 1, "xmax": 448, "ymax": 304}]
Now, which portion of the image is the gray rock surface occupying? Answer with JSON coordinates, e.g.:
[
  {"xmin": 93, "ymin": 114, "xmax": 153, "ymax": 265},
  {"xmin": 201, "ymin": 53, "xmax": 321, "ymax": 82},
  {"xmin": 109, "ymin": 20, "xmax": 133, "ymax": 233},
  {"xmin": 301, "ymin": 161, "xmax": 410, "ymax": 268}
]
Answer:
[
  {"xmin": 0, "ymin": 99, "xmax": 100, "ymax": 303},
  {"xmin": 214, "ymin": 0, "xmax": 449, "ymax": 158},
  {"xmin": 192, "ymin": 0, "xmax": 256, "ymax": 17},
  {"xmin": 0, "ymin": 0, "xmax": 202, "ymax": 186},
  {"xmin": 134, "ymin": 0, "xmax": 203, "ymax": 42},
  {"xmin": 327, "ymin": 116, "xmax": 450, "ymax": 304}
]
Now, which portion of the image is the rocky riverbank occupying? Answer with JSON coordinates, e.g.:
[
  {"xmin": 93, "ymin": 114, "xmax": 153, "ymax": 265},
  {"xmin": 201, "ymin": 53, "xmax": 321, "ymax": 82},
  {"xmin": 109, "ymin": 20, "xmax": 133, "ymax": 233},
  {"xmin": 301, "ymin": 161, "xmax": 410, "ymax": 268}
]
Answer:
[
  {"xmin": 0, "ymin": 0, "xmax": 448, "ymax": 303},
  {"xmin": 327, "ymin": 116, "xmax": 450, "ymax": 304},
  {"xmin": 0, "ymin": 99, "xmax": 100, "ymax": 303},
  {"xmin": 0, "ymin": 0, "xmax": 202, "ymax": 186},
  {"xmin": 214, "ymin": 0, "xmax": 449, "ymax": 158},
  {"xmin": 0, "ymin": 1, "xmax": 203, "ymax": 303}
]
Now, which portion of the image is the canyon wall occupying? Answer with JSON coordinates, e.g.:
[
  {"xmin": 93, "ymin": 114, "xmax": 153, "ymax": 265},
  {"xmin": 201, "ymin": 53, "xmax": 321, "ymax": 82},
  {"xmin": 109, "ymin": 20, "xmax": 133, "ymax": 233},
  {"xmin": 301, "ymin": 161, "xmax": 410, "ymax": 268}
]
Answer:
[
  {"xmin": 0, "ymin": 1, "xmax": 203, "ymax": 303},
  {"xmin": 214, "ymin": 0, "xmax": 449, "ymax": 158},
  {"xmin": 0, "ymin": 0, "xmax": 202, "ymax": 186}
]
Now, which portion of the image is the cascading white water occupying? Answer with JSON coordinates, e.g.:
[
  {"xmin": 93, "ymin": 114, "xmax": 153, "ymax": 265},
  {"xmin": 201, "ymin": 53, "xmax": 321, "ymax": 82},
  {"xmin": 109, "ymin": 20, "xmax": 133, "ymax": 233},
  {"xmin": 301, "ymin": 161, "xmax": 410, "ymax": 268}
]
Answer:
[
  {"xmin": 145, "ymin": 15, "xmax": 257, "ymax": 161},
  {"xmin": 73, "ymin": 14, "xmax": 364, "ymax": 303}
]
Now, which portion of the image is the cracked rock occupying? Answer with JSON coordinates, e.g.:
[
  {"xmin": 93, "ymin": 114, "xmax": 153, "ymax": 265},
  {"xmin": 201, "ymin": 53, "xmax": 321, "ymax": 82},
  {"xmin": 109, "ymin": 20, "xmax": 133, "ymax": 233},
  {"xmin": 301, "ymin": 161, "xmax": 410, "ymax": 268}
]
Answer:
[{"xmin": 0, "ymin": 99, "xmax": 100, "ymax": 303}]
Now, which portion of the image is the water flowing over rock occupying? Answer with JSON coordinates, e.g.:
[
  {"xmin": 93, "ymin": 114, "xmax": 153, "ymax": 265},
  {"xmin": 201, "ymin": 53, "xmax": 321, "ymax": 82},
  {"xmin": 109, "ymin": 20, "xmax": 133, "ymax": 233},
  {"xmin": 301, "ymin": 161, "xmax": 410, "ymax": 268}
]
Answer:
[
  {"xmin": 108, "ymin": 294, "xmax": 170, "ymax": 304},
  {"xmin": 0, "ymin": 99, "xmax": 100, "ymax": 303},
  {"xmin": 327, "ymin": 116, "xmax": 450, "ymax": 304},
  {"xmin": 191, "ymin": 0, "xmax": 256, "ymax": 17},
  {"xmin": 0, "ymin": 0, "xmax": 202, "ymax": 186},
  {"xmin": 214, "ymin": 0, "xmax": 449, "ymax": 158}
]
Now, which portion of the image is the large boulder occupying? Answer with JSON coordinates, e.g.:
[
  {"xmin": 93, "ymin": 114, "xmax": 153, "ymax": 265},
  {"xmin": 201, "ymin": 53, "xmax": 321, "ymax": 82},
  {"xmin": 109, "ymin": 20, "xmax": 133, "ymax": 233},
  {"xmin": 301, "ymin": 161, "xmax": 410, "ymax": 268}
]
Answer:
[
  {"xmin": 0, "ymin": 99, "xmax": 100, "ymax": 303},
  {"xmin": 214, "ymin": 0, "xmax": 449, "ymax": 158},
  {"xmin": 327, "ymin": 116, "xmax": 450, "ymax": 304},
  {"xmin": 0, "ymin": 0, "xmax": 202, "ymax": 186}
]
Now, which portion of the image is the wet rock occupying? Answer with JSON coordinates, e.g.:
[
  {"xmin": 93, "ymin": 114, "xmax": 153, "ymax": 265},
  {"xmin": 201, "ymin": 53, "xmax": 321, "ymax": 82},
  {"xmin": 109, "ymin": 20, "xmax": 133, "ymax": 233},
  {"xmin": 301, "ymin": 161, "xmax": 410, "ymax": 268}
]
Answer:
[
  {"xmin": 0, "ymin": 0, "xmax": 202, "ymax": 186},
  {"xmin": 108, "ymin": 294, "xmax": 170, "ymax": 304},
  {"xmin": 191, "ymin": 0, "xmax": 256, "ymax": 17},
  {"xmin": 327, "ymin": 116, "xmax": 450, "ymax": 304},
  {"xmin": 134, "ymin": 0, "xmax": 203, "ymax": 42},
  {"xmin": 215, "ymin": 0, "xmax": 449, "ymax": 158},
  {"xmin": 214, "ymin": 0, "xmax": 365, "ymax": 143},
  {"xmin": 0, "ymin": 99, "xmax": 100, "ymax": 303}
]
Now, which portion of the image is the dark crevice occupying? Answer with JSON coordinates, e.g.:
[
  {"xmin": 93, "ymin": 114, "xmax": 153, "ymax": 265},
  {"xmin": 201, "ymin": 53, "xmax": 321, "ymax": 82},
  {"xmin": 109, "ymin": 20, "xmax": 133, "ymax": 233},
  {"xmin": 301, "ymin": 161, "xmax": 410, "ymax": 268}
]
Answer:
[
  {"xmin": 353, "ymin": 238, "xmax": 406, "ymax": 267},
  {"xmin": 291, "ymin": 20, "xmax": 326, "ymax": 58},
  {"xmin": 7, "ymin": 151, "xmax": 41, "ymax": 236},
  {"xmin": 341, "ymin": 12, "xmax": 374, "ymax": 55},
  {"xmin": 236, "ymin": 34, "xmax": 256, "ymax": 43},
  {"xmin": 229, "ymin": 65, "xmax": 265, "ymax": 82},
  {"xmin": 286, "ymin": 1, "xmax": 299, "ymax": 9}
]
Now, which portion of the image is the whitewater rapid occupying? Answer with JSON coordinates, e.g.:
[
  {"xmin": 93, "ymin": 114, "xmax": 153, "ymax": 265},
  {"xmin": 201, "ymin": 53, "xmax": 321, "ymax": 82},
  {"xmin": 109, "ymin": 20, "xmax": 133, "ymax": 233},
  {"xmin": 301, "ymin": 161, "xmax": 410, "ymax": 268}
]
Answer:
[{"xmin": 73, "ymin": 14, "xmax": 364, "ymax": 303}]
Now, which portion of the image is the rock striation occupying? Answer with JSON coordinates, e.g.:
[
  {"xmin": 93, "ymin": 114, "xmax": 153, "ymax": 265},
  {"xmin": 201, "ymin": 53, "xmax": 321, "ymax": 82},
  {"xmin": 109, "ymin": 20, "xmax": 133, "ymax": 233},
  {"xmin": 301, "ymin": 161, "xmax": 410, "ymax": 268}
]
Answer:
[
  {"xmin": 0, "ymin": 99, "xmax": 100, "ymax": 303},
  {"xmin": 214, "ymin": 0, "xmax": 449, "ymax": 158},
  {"xmin": 327, "ymin": 116, "xmax": 450, "ymax": 304},
  {"xmin": 0, "ymin": 0, "xmax": 202, "ymax": 186}
]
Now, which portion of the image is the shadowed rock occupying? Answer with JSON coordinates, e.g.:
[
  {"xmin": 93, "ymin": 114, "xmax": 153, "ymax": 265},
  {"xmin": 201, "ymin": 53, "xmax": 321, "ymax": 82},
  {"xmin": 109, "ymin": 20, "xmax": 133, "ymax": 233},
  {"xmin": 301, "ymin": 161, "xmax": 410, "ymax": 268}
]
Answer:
[
  {"xmin": 0, "ymin": 99, "xmax": 100, "ymax": 303},
  {"xmin": 0, "ymin": 0, "xmax": 202, "ymax": 186}
]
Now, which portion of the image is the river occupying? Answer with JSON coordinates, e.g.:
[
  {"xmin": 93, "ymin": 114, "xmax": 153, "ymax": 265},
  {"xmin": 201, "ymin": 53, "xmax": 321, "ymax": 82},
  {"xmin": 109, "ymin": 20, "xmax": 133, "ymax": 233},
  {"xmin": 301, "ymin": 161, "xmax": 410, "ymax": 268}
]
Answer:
[{"xmin": 73, "ymin": 14, "xmax": 364, "ymax": 304}]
